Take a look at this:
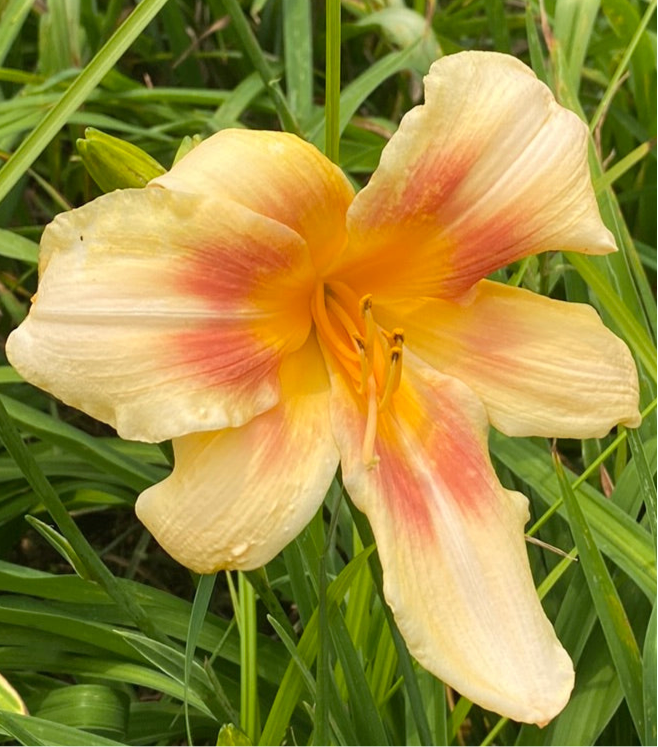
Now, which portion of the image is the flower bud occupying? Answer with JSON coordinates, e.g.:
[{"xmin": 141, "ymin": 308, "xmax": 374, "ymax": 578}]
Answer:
[{"xmin": 76, "ymin": 128, "xmax": 166, "ymax": 192}]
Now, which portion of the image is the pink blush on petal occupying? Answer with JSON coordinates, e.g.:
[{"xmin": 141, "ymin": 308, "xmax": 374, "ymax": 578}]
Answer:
[
  {"xmin": 172, "ymin": 325, "xmax": 282, "ymax": 389},
  {"xmin": 180, "ymin": 244, "xmax": 293, "ymax": 312},
  {"xmin": 401, "ymin": 149, "xmax": 477, "ymax": 221}
]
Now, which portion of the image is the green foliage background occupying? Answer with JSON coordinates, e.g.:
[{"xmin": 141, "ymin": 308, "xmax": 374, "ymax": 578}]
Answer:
[{"xmin": 0, "ymin": 0, "xmax": 655, "ymax": 745}]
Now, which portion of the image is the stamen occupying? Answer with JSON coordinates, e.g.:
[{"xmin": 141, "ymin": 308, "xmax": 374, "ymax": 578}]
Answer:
[
  {"xmin": 353, "ymin": 334, "xmax": 369, "ymax": 395},
  {"xmin": 382, "ymin": 327, "xmax": 405, "ymax": 348},
  {"xmin": 361, "ymin": 374, "xmax": 380, "ymax": 469},
  {"xmin": 378, "ymin": 346, "xmax": 403, "ymax": 412},
  {"xmin": 326, "ymin": 295, "xmax": 361, "ymax": 342},
  {"xmin": 312, "ymin": 284, "xmax": 360, "ymax": 369},
  {"xmin": 311, "ymin": 282, "xmax": 405, "ymax": 469}
]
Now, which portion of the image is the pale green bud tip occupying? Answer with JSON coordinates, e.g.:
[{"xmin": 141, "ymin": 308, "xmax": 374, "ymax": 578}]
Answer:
[{"xmin": 172, "ymin": 133, "xmax": 204, "ymax": 165}]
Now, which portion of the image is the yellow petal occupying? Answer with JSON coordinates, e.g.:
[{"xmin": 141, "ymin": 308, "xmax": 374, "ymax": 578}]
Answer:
[
  {"xmin": 375, "ymin": 280, "xmax": 641, "ymax": 438},
  {"xmin": 337, "ymin": 51, "xmax": 615, "ymax": 300},
  {"xmin": 6, "ymin": 188, "xmax": 314, "ymax": 442},
  {"xmin": 136, "ymin": 336, "xmax": 338, "ymax": 573},
  {"xmin": 152, "ymin": 129, "xmax": 355, "ymax": 272},
  {"xmin": 328, "ymin": 351, "xmax": 574, "ymax": 724}
]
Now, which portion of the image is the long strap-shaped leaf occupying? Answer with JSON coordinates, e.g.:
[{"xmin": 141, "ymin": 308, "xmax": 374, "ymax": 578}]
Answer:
[
  {"xmin": 553, "ymin": 448, "xmax": 645, "ymax": 740},
  {"xmin": 0, "ymin": 397, "xmax": 168, "ymax": 646},
  {"xmin": 0, "ymin": 0, "xmax": 171, "ymax": 204}
]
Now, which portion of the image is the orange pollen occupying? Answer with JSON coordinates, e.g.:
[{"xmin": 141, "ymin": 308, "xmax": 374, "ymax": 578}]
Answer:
[{"xmin": 311, "ymin": 282, "xmax": 404, "ymax": 468}]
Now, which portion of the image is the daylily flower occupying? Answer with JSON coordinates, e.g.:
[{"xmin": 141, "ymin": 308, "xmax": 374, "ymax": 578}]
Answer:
[{"xmin": 6, "ymin": 51, "xmax": 640, "ymax": 725}]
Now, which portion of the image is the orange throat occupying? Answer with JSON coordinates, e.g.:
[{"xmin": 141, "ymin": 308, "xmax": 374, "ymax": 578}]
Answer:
[{"xmin": 311, "ymin": 281, "xmax": 404, "ymax": 468}]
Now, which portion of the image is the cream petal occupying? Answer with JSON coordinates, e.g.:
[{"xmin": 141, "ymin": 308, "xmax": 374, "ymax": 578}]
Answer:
[
  {"xmin": 152, "ymin": 129, "xmax": 355, "ymax": 272},
  {"xmin": 135, "ymin": 337, "xmax": 339, "ymax": 573},
  {"xmin": 337, "ymin": 51, "xmax": 615, "ymax": 300},
  {"xmin": 375, "ymin": 280, "xmax": 641, "ymax": 438},
  {"xmin": 328, "ymin": 351, "xmax": 574, "ymax": 724},
  {"xmin": 6, "ymin": 188, "xmax": 315, "ymax": 442}
]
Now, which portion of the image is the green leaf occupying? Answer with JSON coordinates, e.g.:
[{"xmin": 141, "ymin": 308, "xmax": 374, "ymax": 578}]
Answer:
[
  {"xmin": 627, "ymin": 427, "xmax": 657, "ymax": 541},
  {"xmin": 283, "ymin": 0, "xmax": 312, "ymax": 122},
  {"xmin": 0, "ymin": 711, "xmax": 125, "ymax": 746},
  {"xmin": 309, "ymin": 45, "xmax": 418, "ymax": 152},
  {"xmin": 566, "ymin": 253, "xmax": 657, "ymax": 382},
  {"xmin": 643, "ymin": 603, "xmax": 657, "ymax": 746},
  {"xmin": 0, "ymin": 230, "xmax": 38, "ymax": 263},
  {"xmin": 553, "ymin": 0, "xmax": 600, "ymax": 94},
  {"xmin": 554, "ymin": 449, "xmax": 645, "ymax": 738},
  {"xmin": 259, "ymin": 545, "xmax": 374, "ymax": 746},
  {"xmin": 34, "ymin": 684, "xmax": 129, "ymax": 741},
  {"xmin": 330, "ymin": 610, "xmax": 389, "ymax": 745},
  {"xmin": 0, "ymin": 0, "xmax": 34, "ymax": 67},
  {"xmin": 208, "ymin": 0, "xmax": 300, "ymax": 135},
  {"xmin": 185, "ymin": 574, "xmax": 217, "ymax": 746},
  {"xmin": 0, "ymin": 394, "xmax": 163, "ymax": 492},
  {"xmin": 492, "ymin": 433, "xmax": 656, "ymax": 600},
  {"xmin": 353, "ymin": 7, "xmax": 440, "ymax": 72},
  {"xmin": 0, "ymin": 0, "xmax": 172, "ymax": 203},
  {"xmin": 0, "ymin": 397, "xmax": 168, "ymax": 646},
  {"xmin": 24, "ymin": 515, "xmax": 91, "ymax": 579},
  {"xmin": 0, "ymin": 672, "xmax": 27, "ymax": 715},
  {"xmin": 116, "ymin": 630, "xmax": 219, "ymax": 719}
]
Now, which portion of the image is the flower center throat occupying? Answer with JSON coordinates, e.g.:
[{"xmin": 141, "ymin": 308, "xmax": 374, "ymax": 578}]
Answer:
[{"xmin": 311, "ymin": 282, "xmax": 404, "ymax": 468}]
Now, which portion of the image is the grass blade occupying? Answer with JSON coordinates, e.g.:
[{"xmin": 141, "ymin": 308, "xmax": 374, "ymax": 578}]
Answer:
[
  {"xmin": 0, "ymin": 0, "xmax": 172, "ymax": 204},
  {"xmin": 566, "ymin": 253, "xmax": 656, "ymax": 381},
  {"xmin": 214, "ymin": 0, "xmax": 300, "ymax": 136},
  {"xmin": 0, "ymin": 0, "xmax": 34, "ymax": 67},
  {"xmin": 185, "ymin": 574, "xmax": 217, "ymax": 746},
  {"xmin": 349, "ymin": 501, "xmax": 433, "ymax": 746},
  {"xmin": 283, "ymin": 0, "xmax": 313, "ymax": 123},
  {"xmin": 0, "ymin": 396, "xmax": 168, "ymax": 645},
  {"xmin": 553, "ymin": 448, "xmax": 645, "ymax": 737},
  {"xmin": 324, "ymin": 0, "xmax": 341, "ymax": 162},
  {"xmin": 627, "ymin": 427, "xmax": 657, "ymax": 541},
  {"xmin": 643, "ymin": 602, "xmax": 657, "ymax": 746}
]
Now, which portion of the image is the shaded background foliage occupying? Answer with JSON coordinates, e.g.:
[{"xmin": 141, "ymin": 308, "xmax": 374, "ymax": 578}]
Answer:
[{"xmin": 0, "ymin": 0, "xmax": 655, "ymax": 745}]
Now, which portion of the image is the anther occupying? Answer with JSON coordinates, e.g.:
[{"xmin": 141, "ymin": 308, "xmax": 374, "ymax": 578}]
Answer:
[
  {"xmin": 359, "ymin": 294, "xmax": 376, "ymax": 358},
  {"xmin": 358, "ymin": 294, "xmax": 373, "ymax": 316},
  {"xmin": 382, "ymin": 327, "xmax": 405, "ymax": 349}
]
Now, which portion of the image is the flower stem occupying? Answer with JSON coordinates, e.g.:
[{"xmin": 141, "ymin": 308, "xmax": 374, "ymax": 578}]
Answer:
[
  {"xmin": 325, "ymin": 0, "xmax": 341, "ymax": 163},
  {"xmin": 239, "ymin": 571, "xmax": 260, "ymax": 742}
]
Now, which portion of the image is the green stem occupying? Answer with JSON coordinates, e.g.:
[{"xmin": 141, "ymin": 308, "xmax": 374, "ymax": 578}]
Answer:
[
  {"xmin": 325, "ymin": 0, "xmax": 341, "ymax": 162},
  {"xmin": 239, "ymin": 572, "xmax": 259, "ymax": 742},
  {"xmin": 0, "ymin": 397, "xmax": 168, "ymax": 644}
]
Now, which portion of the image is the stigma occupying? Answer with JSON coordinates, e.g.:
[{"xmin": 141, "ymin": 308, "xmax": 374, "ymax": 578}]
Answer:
[{"xmin": 311, "ymin": 282, "xmax": 404, "ymax": 468}]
